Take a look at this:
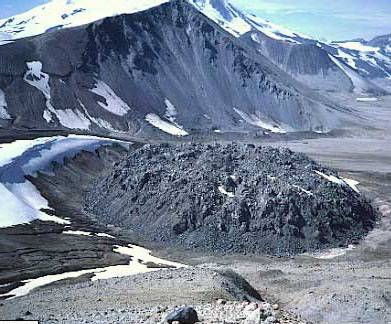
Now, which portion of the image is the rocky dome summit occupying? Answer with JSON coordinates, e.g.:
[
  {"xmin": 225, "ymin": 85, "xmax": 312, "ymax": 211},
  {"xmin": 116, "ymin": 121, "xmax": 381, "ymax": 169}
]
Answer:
[{"xmin": 85, "ymin": 143, "xmax": 377, "ymax": 255}]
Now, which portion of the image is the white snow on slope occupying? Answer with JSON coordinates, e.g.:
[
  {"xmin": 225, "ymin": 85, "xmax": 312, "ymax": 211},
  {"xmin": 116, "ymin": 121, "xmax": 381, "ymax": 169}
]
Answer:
[
  {"xmin": 331, "ymin": 41, "xmax": 391, "ymax": 78},
  {"xmin": 304, "ymin": 244, "xmax": 355, "ymax": 260},
  {"xmin": 0, "ymin": 137, "xmax": 53, "ymax": 168},
  {"xmin": 315, "ymin": 171, "xmax": 360, "ymax": 193},
  {"xmin": 164, "ymin": 98, "xmax": 177, "ymax": 122},
  {"xmin": 54, "ymin": 108, "xmax": 91, "ymax": 130},
  {"xmin": 328, "ymin": 55, "xmax": 370, "ymax": 93},
  {"xmin": 336, "ymin": 49, "xmax": 357, "ymax": 69},
  {"xmin": 218, "ymin": 185, "xmax": 235, "ymax": 198},
  {"xmin": 0, "ymin": 0, "xmax": 304, "ymax": 45},
  {"xmin": 189, "ymin": 0, "xmax": 250, "ymax": 37},
  {"xmin": 63, "ymin": 230, "xmax": 92, "ymax": 236},
  {"xmin": 233, "ymin": 108, "xmax": 286, "ymax": 133},
  {"xmin": 0, "ymin": 89, "xmax": 11, "ymax": 119},
  {"xmin": 0, "ymin": 0, "xmax": 169, "ymax": 42},
  {"xmin": 189, "ymin": 0, "xmax": 304, "ymax": 42},
  {"xmin": 145, "ymin": 113, "xmax": 188, "ymax": 136},
  {"xmin": 342, "ymin": 178, "xmax": 360, "ymax": 193},
  {"xmin": 0, "ymin": 244, "xmax": 185, "ymax": 300},
  {"xmin": 77, "ymin": 99, "xmax": 117, "ymax": 131},
  {"xmin": 337, "ymin": 42, "xmax": 379, "ymax": 53},
  {"xmin": 24, "ymin": 61, "xmax": 91, "ymax": 129},
  {"xmin": 0, "ymin": 135, "xmax": 126, "ymax": 228},
  {"xmin": 0, "ymin": 182, "xmax": 66, "ymax": 228},
  {"xmin": 96, "ymin": 233, "xmax": 115, "ymax": 239},
  {"xmin": 356, "ymin": 97, "xmax": 378, "ymax": 102},
  {"xmin": 91, "ymin": 80, "xmax": 131, "ymax": 116},
  {"xmin": 24, "ymin": 61, "xmax": 54, "ymax": 122}
]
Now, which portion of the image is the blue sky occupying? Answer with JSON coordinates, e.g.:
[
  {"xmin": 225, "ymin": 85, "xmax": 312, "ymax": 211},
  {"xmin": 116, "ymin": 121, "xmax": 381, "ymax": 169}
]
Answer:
[{"xmin": 0, "ymin": 0, "xmax": 390, "ymax": 41}]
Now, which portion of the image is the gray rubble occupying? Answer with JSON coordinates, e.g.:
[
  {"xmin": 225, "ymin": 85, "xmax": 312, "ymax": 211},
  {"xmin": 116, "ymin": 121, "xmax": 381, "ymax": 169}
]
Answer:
[{"xmin": 85, "ymin": 143, "xmax": 377, "ymax": 255}]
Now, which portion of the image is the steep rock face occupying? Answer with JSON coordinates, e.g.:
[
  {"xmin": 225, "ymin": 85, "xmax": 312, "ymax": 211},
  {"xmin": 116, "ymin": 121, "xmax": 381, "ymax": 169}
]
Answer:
[
  {"xmin": 85, "ymin": 143, "xmax": 377, "ymax": 255},
  {"xmin": 0, "ymin": 0, "xmax": 354, "ymax": 135}
]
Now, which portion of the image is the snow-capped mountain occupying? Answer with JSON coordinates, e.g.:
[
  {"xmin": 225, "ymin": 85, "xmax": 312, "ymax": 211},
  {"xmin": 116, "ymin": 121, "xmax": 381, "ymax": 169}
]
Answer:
[
  {"xmin": 0, "ymin": 0, "xmax": 169, "ymax": 43},
  {"xmin": 0, "ymin": 0, "xmax": 306, "ymax": 43},
  {"xmin": 0, "ymin": 0, "xmax": 356, "ymax": 136},
  {"xmin": 0, "ymin": 0, "xmax": 388, "ymax": 94}
]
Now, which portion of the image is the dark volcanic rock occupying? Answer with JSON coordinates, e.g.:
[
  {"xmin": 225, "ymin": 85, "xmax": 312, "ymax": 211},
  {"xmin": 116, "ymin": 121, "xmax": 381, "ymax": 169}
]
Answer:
[
  {"xmin": 85, "ymin": 143, "xmax": 377, "ymax": 255},
  {"xmin": 165, "ymin": 306, "xmax": 199, "ymax": 324}
]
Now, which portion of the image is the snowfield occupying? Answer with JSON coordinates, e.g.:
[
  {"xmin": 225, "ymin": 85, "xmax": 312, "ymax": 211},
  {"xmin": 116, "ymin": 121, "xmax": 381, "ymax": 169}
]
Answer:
[
  {"xmin": 0, "ymin": 0, "xmax": 169, "ymax": 41},
  {"xmin": 0, "ymin": 244, "xmax": 185, "ymax": 300},
  {"xmin": 90, "ymin": 80, "xmax": 131, "ymax": 116},
  {"xmin": 145, "ymin": 113, "xmax": 189, "ymax": 136},
  {"xmin": 0, "ymin": 135, "xmax": 127, "ymax": 228},
  {"xmin": 233, "ymin": 108, "xmax": 286, "ymax": 133}
]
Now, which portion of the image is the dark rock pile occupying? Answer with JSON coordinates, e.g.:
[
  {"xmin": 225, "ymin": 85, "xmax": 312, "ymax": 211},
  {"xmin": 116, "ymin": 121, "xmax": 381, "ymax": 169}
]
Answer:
[{"xmin": 85, "ymin": 143, "xmax": 377, "ymax": 255}]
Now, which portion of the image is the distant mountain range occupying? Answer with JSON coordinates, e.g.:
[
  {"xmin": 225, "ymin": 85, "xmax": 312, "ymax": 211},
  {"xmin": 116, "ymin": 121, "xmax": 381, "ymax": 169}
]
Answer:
[{"xmin": 0, "ymin": 0, "xmax": 389, "ymax": 136}]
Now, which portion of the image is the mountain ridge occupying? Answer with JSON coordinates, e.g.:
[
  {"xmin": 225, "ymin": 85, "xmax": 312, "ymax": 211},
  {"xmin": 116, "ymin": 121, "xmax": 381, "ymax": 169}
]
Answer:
[
  {"xmin": 0, "ymin": 0, "xmax": 357, "ymax": 136},
  {"xmin": 0, "ymin": 0, "xmax": 388, "ymax": 93}
]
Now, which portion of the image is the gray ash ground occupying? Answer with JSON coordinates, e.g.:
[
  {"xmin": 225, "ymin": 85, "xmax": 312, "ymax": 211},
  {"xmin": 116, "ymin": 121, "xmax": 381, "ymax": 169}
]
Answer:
[{"xmin": 85, "ymin": 143, "xmax": 377, "ymax": 255}]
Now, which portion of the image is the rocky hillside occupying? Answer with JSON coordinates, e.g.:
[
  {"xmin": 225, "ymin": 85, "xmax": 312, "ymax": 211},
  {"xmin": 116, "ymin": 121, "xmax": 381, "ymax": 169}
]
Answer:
[
  {"xmin": 241, "ymin": 31, "xmax": 385, "ymax": 95},
  {"xmin": 85, "ymin": 143, "xmax": 377, "ymax": 255},
  {"xmin": 0, "ymin": 0, "xmax": 356, "ymax": 136}
]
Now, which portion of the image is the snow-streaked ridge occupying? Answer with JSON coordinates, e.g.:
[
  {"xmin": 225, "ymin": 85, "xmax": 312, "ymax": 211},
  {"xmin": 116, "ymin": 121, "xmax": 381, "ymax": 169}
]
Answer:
[{"xmin": 23, "ymin": 61, "xmax": 91, "ymax": 129}]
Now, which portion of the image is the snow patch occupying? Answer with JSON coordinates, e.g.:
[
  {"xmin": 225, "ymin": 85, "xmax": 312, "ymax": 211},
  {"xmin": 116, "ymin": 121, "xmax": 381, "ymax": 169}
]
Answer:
[
  {"xmin": 24, "ymin": 61, "xmax": 52, "ymax": 114},
  {"xmin": 24, "ymin": 61, "xmax": 90, "ymax": 129},
  {"xmin": 164, "ymin": 99, "xmax": 178, "ymax": 123},
  {"xmin": 145, "ymin": 113, "xmax": 188, "ymax": 136},
  {"xmin": 0, "ymin": 244, "xmax": 185, "ymax": 300},
  {"xmin": 54, "ymin": 108, "xmax": 91, "ymax": 130},
  {"xmin": 96, "ymin": 233, "xmax": 115, "ymax": 239},
  {"xmin": 342, "ymin": 178, "xmax": 360, "ymax": 193},
  {"xmin": 305, "ymin": 245, "xmax": 355, "ymax": 260},
  {"xmin": 336, "ymin": 49, "xmax": 357, "ymax": 69},
  {"xmin": 91, "ymin": 80, "xmax": 131, "ymax": 116},
  {"xmin": 77, "ymin": 99, "xmax": 116, "ymax": 131},
  {"xmin": 328, "ymin": 55, "xmax": 370, "ymax": 93},
  {"xmin": 0, "ymin": 135, "xmax": 127, "ymax": 228},
  {"xmin": 233, "ymin": 108, "xmax": 286, "ymax": 133},
  {"xmin": 356, "ymin": 97, "xmax": 378, "ymax": 102},
  {"xmin": 218, "ymin": 185, "xmax": 235, "ymax": 198},
  {"xmin": 315, "ymin": 171, "xmax": 359, "ymax": 193},
  {"xmin": 0, "ymin": 88, "xmax": 11, "ymax": 119},
  {"xmin": 0, "ymin": 182, "xmax": 67, "ymax": 228},
  {"xmin": 292, "ymin": 185, "xmax": 313, "ymax": 196},
  {"xmin": 337, "ymin": 42, "xmax": 379, "ymax": 53},
  {"xmin": 63, "ymin": 230, "xmax": 92, "ymax": 236}
]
